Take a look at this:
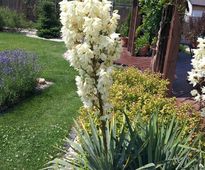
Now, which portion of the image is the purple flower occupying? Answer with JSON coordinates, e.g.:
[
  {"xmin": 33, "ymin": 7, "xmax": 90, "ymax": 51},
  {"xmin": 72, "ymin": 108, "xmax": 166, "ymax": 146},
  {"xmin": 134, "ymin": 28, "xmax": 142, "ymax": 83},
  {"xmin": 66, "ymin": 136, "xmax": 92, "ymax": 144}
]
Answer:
[{"xmin": 0, "ymin": 49, "xmax": 40, "ymax": 108}]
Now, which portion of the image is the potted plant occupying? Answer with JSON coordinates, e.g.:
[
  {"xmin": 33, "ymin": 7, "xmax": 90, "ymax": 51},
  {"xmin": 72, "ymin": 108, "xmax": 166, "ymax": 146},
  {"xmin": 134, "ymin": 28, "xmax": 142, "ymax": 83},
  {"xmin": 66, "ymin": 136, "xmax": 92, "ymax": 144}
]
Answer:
[
  {"xmin": 118, "ymin": 23, "xmax": 129, "ymax": 47},
  {"xmin": 117, "ymin": 13, "xmax": 132, "ymax": 47},
  {"xmin": 135, "ymin": 33, "xmax": 150, "ymax": 56},
  {"xmin": 151, "ymin": 37, "xmax": 157, "ymax": 56}
]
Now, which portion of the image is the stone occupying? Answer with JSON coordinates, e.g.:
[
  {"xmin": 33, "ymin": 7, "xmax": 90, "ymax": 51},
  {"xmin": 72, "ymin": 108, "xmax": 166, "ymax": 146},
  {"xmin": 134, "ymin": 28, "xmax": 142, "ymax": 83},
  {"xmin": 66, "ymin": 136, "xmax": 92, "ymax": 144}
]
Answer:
[{"xmin": 37, "ymin": 78, "xmax": 46, "ymax": 85}]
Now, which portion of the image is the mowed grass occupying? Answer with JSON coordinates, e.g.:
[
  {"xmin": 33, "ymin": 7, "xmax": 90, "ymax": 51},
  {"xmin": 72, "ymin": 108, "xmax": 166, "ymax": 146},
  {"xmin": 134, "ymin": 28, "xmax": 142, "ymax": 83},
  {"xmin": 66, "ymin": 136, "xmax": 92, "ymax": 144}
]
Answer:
[{"xmin": 0, "ymin": 33, "xmax": 81, "ymax": 170}]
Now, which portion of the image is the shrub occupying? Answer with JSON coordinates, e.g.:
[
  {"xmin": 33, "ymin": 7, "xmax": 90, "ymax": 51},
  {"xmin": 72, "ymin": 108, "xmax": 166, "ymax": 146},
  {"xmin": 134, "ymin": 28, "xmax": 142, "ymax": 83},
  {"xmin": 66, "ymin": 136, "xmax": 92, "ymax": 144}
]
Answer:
[
  {"xmin": 37, "ymin": 1, "xmax": 61, "ymax": 38},
  {"xmin": 117, "ymin": 23, "xmax": 129, "ymax": 37},
  {"xmin": 0, "ymin": 50, "xmax": 39, "ymax": 111},
  {"xmin": 80, "ymin": 67, "xmax": 202, "ymax": 142},
  {"xmin": 135, "ymin": 32, "xmax": 150, "ymax": 54},
  {"xmin": 0, "ymin": 15, "xmax": 5, "ymax": 31},
  {"xmin": 137, "ymin": 0, "xmax": 169, "ymax": 44},
  {"xmin": 0, "ymin": 7, "xmax": 31, "ymax": 30},
  {"xmin": 48, "ymin": 114, "xmax": 204, "ymax": 169},
  {"xmin": 111, "ymin": 68, "xmax": 201, "ymax": 136}
]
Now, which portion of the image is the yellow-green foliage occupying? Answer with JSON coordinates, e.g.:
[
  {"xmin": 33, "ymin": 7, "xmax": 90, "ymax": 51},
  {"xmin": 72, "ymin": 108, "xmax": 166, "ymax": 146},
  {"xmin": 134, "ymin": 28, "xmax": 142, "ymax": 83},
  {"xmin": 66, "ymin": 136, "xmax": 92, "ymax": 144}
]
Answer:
[
  {"xmin": 109, "ymin": 68, "xmax": 201, "ymax": 133},
  {"xmin": 79, "ymin": 67, "xmax": 201, "ymax": 136}
]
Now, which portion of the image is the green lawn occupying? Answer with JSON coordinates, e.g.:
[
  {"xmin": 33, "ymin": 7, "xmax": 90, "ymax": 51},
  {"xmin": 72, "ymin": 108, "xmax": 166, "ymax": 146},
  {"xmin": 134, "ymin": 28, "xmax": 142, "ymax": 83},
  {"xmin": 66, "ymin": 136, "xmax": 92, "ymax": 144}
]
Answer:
[{"xmin": 0, "ymin": 33, "xmax": 81, "ymax": 170}]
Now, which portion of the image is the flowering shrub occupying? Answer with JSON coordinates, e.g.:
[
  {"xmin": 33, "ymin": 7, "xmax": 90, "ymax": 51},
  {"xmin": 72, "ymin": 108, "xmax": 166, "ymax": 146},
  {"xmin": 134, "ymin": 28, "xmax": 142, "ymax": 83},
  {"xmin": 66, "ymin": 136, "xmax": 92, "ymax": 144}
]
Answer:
[
  {"xmin": 60, "ymin": 0, "xmax": 121, "ymax": 117},
  {"xmin": 188, "ymin": 38, "xmax": 205, "ymax": 116},
  {"xmin": 0, "ymin": 50, "xmax": 39, "ymax": 111}
]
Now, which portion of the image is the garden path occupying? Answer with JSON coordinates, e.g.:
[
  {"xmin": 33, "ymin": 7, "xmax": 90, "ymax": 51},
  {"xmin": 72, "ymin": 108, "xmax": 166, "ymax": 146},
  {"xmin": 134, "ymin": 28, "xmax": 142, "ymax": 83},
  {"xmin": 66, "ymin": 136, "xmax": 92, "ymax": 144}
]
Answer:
[
  {"xmin": 20, "ymin": 29, "xmax": 63, "ymax": 42},
  {"xmin": 172, "ymin": 52, "xmax": 193, "ymax": 98}
]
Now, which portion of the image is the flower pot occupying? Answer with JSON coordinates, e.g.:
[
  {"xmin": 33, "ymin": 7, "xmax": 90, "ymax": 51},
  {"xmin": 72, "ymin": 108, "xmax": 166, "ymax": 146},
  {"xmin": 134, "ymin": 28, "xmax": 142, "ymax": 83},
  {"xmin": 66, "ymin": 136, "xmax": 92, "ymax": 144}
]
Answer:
[
  {"xmin": 192, "ymin": 40, "xmax": 199, "ymax": 48},
  {"xmin": 139, "ymin": 45, "xmax": 150, "ymax": 56},
  {"xmin": 121, "ymin": 37, "xmax": 128, "ymax": 47}
]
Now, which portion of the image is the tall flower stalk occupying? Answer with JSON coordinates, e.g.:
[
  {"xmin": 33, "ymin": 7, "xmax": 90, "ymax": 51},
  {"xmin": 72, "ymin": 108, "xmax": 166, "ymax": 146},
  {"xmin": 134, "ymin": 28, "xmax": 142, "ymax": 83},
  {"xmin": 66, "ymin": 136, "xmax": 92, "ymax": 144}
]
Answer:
[
  {"xmin": 188, "ymin": 38, "xmax": 205, "ymax": 117},
  {"xmin": 59, "ymin": 0, "xmax": 121, "ymax": 150}
]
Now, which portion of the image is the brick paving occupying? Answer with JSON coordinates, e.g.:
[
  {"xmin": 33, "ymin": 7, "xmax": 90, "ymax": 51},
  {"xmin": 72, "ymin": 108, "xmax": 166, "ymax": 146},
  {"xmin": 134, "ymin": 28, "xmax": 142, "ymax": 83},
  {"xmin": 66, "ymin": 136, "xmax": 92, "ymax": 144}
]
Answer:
[{"xmin": 114, "ymin": 48, "xmax": 152, "ymax": 71}]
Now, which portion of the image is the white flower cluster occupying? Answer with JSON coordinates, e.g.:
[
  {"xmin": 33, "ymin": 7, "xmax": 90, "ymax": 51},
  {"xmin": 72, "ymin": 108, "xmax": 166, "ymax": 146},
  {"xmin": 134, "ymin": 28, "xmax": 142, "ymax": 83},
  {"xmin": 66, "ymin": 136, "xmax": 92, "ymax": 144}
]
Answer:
[
  {"xmin": 188, "ymin": 38, "xmax": 205, "ymax": 116},
  {"xmin": 60, "ymin": 0, "xmax": 121, "ymax": 114}
]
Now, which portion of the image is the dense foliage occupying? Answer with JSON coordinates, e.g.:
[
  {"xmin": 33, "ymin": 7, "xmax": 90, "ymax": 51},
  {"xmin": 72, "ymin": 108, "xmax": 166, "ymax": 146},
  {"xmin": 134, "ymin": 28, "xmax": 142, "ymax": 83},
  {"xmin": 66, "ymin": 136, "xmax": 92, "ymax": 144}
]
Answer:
[
  {"xmin": 76, "ymin": 67, "xmax": 204, "ymax": 168},
  {"xmin": 138, "ymin": 0, "xmax": 169, "ymax": 39},
  {"xmin": 135, "ymin": 32, "xmax": 150, "ymax": 55},
  {"xmin": 37, "ymin": 1, "xmax": 61, "ymax": 38},
  {"xmin": 134, "ymin": 0, "xmax": 170, "ymax": 54},
  {"xmin": 0, "ymin": 15, "xmax": 4, "ymax": 31},
  {"xmin": 0, "ymin": 7, "xmax": 32, "ymax": 30},
  {"xmin": 0, "ymin": 50, "xmax": 39, "ymax": 111},
  {"xmin": 80, "ymin": 68, "xmax": 202, "ymax": 142},
  {"xmin": 117, "ymin": 13, "xmax": 131, "ymax": 37}
]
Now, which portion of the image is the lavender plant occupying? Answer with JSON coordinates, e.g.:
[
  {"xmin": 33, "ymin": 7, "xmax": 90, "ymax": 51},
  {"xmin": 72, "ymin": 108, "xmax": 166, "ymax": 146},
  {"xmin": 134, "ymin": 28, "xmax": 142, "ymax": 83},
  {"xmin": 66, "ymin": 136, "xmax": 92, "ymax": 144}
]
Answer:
[{"xmin": 0, "ymin": 50, "xmax": 39, "ymax": 111}]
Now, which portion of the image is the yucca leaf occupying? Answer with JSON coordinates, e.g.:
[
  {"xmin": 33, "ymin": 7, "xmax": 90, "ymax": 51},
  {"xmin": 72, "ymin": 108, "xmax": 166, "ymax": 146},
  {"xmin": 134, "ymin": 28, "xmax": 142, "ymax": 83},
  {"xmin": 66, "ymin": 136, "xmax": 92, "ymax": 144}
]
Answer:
[
  {"xmin": 164, "ymin": 117, "xmax": 175, "ymax": 144},
  {"xmin": 136, "ymin": 163, "xmax": 156, "ymax": 170},
  {"xmin": 89, "ymin": 116, "xmax": 101, "ymax": 154}
]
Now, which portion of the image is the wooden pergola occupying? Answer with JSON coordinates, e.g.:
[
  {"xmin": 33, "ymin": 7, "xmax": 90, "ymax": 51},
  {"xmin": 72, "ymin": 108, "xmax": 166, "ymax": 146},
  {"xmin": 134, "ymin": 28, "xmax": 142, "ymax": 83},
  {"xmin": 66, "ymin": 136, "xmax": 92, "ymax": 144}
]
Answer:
[
  {"xmin": 127, "ymin": 0, "xmax": 139, "ymax": 56},
  {"xmin": 126, "ymin": 0, "xmax": 187, "ymax": 94}
]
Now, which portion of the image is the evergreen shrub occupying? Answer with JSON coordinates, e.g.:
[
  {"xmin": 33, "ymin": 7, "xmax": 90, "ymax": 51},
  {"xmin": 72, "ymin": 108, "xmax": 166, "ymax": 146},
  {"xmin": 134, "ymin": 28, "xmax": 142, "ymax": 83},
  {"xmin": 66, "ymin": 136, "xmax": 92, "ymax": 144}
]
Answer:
[
  {"xmin": 37, "ymin": 1, "xmax": 61, "ymax": 38},
  {"xmin": 0, "ymin": 7, "xmax": 32, "ymax": 30}
]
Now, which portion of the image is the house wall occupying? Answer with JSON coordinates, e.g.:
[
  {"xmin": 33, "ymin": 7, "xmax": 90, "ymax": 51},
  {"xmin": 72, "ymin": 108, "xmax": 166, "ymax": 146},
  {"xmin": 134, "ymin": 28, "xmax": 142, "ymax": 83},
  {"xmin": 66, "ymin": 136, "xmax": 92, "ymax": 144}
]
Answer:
[
  {"xmin": 186, "ymin": 0, "xmax": 193, "ymax": 16},
  {"xmin": 185, "ymin": 0, "xmax": 205, "ymax": 21},
  {"xmin": 192, "ymin": 5, "xmax": 205, "ymax": 17}
]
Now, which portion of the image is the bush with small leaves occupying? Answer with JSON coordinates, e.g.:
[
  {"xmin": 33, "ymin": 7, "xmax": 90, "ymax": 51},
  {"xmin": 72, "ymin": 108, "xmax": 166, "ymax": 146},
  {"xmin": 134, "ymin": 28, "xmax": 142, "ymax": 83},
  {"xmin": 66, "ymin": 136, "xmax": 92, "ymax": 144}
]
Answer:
[{"xmin": 80, "ymin": 67, "xmax": 202, "ymax": 147}]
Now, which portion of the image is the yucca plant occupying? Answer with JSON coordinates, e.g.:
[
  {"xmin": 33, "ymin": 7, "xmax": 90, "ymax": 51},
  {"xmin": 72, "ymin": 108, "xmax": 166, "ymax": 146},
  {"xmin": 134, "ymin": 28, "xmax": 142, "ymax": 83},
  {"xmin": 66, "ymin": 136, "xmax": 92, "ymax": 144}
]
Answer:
[
  {"xmin": 125, "ymin": 113, "xmax": 204, "ymax": 169},
  {"xmin": 47, "ymin": 116, "xmax": 131, "ymax": 170},
  {"xmin": 47, "ymin": 113, "xmax": 204, "ymax": 170}
]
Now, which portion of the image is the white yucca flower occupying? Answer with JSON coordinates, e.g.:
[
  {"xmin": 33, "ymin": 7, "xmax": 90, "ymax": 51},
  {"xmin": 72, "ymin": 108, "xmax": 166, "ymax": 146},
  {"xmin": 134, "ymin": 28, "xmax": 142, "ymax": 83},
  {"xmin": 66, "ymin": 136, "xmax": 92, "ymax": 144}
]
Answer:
[
  {"xmin": 59, "ymin": 0, "xmax": 121, "ymax": 115},
  {"xmin": 188, "ymin": 37, "xmax": 205, "ymax": 117}
]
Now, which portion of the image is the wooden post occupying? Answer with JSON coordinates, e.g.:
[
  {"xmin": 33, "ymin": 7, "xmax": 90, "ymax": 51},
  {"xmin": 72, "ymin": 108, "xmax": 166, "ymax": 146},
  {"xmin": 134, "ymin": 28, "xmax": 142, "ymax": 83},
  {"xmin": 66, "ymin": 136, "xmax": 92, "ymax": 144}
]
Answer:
[
  {"xmin": 163, "ymin": 8, "xmax": 182, "ymax": 94},
  {"xmin": 151, "ymin": 3, "xmax": 183, "ymax": 95},
  {"xmin": 127, "ymin": 0, "xmax": 139, "ymax": 55},
  {"xmin": 151, "ymin": 5, "xmax": 174, "ymax": 73}
]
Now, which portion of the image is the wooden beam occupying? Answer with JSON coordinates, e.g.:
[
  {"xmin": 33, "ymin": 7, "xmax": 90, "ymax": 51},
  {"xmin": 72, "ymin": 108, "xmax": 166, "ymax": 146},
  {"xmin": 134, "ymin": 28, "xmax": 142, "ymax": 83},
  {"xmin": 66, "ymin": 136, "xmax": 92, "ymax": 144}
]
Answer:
[
  {"xmin": 163, "ymin": 8, "xmax": 182, "ymax": 95},
  {"xmin": 127, "ymin": 0, "xmax": 139, "ymax": 56},
  {"xmin": 151, "ymin": 5, "xmax": 174, "ymax": 73}
]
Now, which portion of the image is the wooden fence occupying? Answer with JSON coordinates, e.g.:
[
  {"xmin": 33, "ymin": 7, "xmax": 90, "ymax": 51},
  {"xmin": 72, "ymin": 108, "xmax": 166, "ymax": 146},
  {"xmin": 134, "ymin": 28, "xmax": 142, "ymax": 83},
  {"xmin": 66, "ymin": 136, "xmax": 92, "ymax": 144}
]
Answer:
[
  {"xmin": 113, "ymin": 3, "xmax": 132, "ymax": 23},
  {"xmin": 0, "ymin": 0, "xmax": 38, "ymax": 21},
  {"xmin": 0, "ymin": 0, "xmax": 24, "ymax": 12}
]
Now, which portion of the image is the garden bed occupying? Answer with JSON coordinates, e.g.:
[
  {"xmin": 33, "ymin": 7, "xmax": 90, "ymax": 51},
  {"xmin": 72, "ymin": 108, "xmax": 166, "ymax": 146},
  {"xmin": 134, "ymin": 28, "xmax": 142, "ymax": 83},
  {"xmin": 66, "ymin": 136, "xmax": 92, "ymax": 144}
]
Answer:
[{"xmin": 0, "ymin": 50, "xmax": 40, "ymax": 113}]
